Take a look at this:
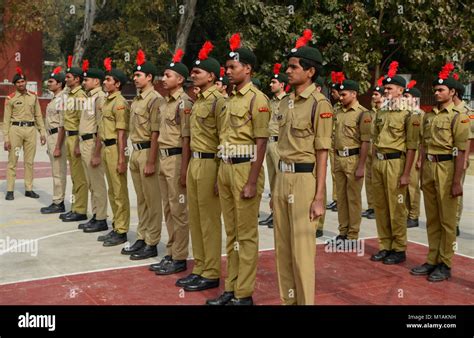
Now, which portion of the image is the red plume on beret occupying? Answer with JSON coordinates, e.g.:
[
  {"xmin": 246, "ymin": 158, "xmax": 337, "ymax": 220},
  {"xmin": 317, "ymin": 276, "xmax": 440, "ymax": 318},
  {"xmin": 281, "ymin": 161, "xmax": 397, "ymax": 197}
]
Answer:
[
  {"xmin": 16, "ymin": 66, "xmax": 23, "ymax": 75},
  {"xmin": 52, "ymin": 66, "xmax": 62, "ymax": 75},
  {"xmin": 295, "ymin": 29, "xmax": 312, "ymax": 48},
  {"xmin": 220, "ymin": 67, "xmax": 225, "ymax": 78},
  {"xmin": 198, "ymin": 41, "xmax": 214, "ymax": 61},
  {"xmin": 273, "ymin": 63, "xmax": 282, "ymax": 75},
  {"xmin": 331, "ymin": 71, "xmax": 337, "ymax": 84},
  {"xmin": 387, "ymin": 61, "xmax": 399, "ymax": 78},
  {"xmin": 67, "ymin": 55, "xmax": 73, "ymax": 68},
  {"xmin": 407, "ymin": 80, "xmax": 416, "ymax": 89},
  {"xmin": 335, "ymin": 72, "xmax": 345, "ymax": 85},
  {"xmin": 172, "ymin": 49, "xmax": 184, "ymax": 63},
  {"xmin": 438, "ymin": 62, "xmax": 454, "ymax": 80},
  {"xmin": 453, "ymin": 73, "xmax": 459, "ymax": 81},
  {"xmin": 104, "ymin": 57, "xmax": 112, "ymax": 72},
  {"xmin": 229, "ymin": 33, "xmax": 241, "ymax": 52},
  {"xmin": 377, "ymin": 76, "xmax": 384, "ymax": 87},
  {"xmin": 284, "ymin": 84, "xmax": 291, "ymax": 93},
  {"xmin": 136, "ymin": 49, "xmax": 146, "ymax": 66},
  {"xmin": 82, "ymin": 60, "xmax": 89, "ymax": 72}
]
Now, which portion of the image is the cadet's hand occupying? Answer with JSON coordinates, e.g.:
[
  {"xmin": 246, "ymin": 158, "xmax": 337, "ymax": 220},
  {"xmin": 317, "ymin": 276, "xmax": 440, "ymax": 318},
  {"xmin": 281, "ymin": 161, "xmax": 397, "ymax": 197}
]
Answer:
[
  {"xmin": 214, "ymin": 182, "xmax": 219, "ymax": 196},
  {"xmin": 354, "ymin": 167, "xmax": 365, "ymax": 180},
  {"xmin": 144, "ymin": 162, "xmax": 156, "ymax": 177},
  {"xmin": 241, "ymin": 182, "xmax": 257, "ymax": 199},
  {"xmin": 310, "ymin": 199, "xmax": 324, "ymax": 222},
  {"xmin": 40, "ymin": 135, "xmax": 46, "ymax": 145},
  {"xmin": 4, "ymin": 141, "xmax": 11, "ymax": 152},
  {"xmin": 74, "ymin": 145, "xmax": 81, "ymax": 158},
  {"xmin": 179, "ymin": 169, "xmax": 187, "ymax": 188},
  {"xmin": 398, "ymin": 174, "xmax": 410, "ymax": 187},
  {"xmin": 117, "ymin": 161, "xmax": 127, "ymax": 175},
  {"xmin": 53, "ymin": 147, "xmax": 61, "ymax": 158},
  {"xmin": 415, "ymin": 158, "xmax": 422, "ymax": 170},
  {"xmin": 451, "ymin": 181, "xmax": 463, "ymax": 198},
  {"xmin": 91, "ymin": 155, "xmax": 101, "ymax": 168}
]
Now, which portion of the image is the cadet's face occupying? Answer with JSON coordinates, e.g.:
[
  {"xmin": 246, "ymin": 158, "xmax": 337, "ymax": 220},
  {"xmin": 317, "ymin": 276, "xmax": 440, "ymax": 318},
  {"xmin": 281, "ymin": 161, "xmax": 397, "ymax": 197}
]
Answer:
[
  {"xmin": 15, "ymin": 79, "xmax": 26, "ymax": 91},
  {"xmin": 133, "ymin": 71, "xmax": 151, "ymax": 89},
  {"xmin": 190, "ymin": 67, "xmax": 213, "ymax": 88},
  {"xmin": 225, "ymin": 60, "xmax": 249, "ymax": 85},
  {"xmin": 339, "ymin": 90, "xmax": 356, "ymax": 106},
  {"xmin": 384, "ymin": 84, "xmax": 403, "ymax": 99},
  {"xmin": 433, "ymin": 85, "xmax": 454, "ymax": 103},
  {"xmin": 65, "ymin": 73, "xmax": 76, "ymax": 88},
  {"xmin": 286, "ymin": 57, "xmax": 314, "ymax": 86},
  {"xmin": 270, "ymin": 79, "xmax": 283, "ymax": 94},
  {"xmin": 103, "ymin": 75, "xmax": 119, "ymax": 93},
  {"xmin": 162, "ymin": 69, "xmax": 183, "ymax": 90},
  {"xmin": 83, "ymin": 77, "xmax": 99, "ymax": 91},
  {"xmin": 47, "ymin": 79, "xmax": 61, "ymax": 92},
  {"xmin": 372, "ymin": 91, "xmax": 383, "ymax": 103},
  {"xmin": 331, "ymin": 89, "xmax": 340, "ymax": 101}
]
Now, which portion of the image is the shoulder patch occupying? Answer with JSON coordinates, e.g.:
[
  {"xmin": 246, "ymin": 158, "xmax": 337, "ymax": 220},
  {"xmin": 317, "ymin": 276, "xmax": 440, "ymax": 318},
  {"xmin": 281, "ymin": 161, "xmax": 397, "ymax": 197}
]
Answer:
[
  {"xmin": 461, "ymin": 118, "xmax": 470, "ymax": 123},
  {"xmin": 320, "ymin": 112, "xmax": 333, "ymax": 118},
  {"xmin": 258, "ymin": 107, "xmax": 269, "ymax": 113},
  {"xmin": 412, "ymin": 121, "xmax": 420, "ymax": 126},
  {"xmin": 469, "ymin": 114, "xmax": 474, "ymax": 119},
  {"xmin": 7, "ymin": 92, "xmax": 15, "ymax": 99},
  {"xmin": 364, "ymin": 117, "xmax": 372, "ymax": 123},
  {"xmin": 184, "ymin": 108, "xmax": 192, "ymax": 114},
  {"xmin": 116, "ymin": 106, "xmax": 126, "ymax": 111}
]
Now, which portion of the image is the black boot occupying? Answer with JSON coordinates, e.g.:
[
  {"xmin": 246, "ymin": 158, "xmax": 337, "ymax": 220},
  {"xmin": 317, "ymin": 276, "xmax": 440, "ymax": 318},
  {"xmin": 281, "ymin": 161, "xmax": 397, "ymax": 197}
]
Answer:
[
  {"xmin": 5, "ymin": 191, "xmax": 14, "ymax": 200},
  {"xmin": 383, "ymin": 251, "xmax": 406, "ymax": 265},
  {"xmin": 456, "ymin": 226, "xmax": 460, "ymax": 237},
  {"xmin": 62, "ymin": 212, "xmax": 88, "ymax": 222},
  {"xmin": 59, "ymin": 211, "xmax": 72, "ymax": 220},
  {"xmin": 78, "ymin": 214, "xmax": 96, "ymax": 229},
  {"xmin": 103, "ymin": 231, "xmax": 127, "ymax": 247},
  {"xmin": 40, "ymin": 202, "xmax": 65, "ymax": 214},
  {"xmin": 149, "ymin": 255, "xmax": 173, "ymax": 272},
  {"xmin": 121, "ymin": 240, "xmax": 145, "ymax": 255},
  {"xmin": 370, "ymin": 250, "xmax": 391, "ymax": 262},
  {"xmin": 427, "ymin": 263, "xmax": 451, "ymax": 282},
  {"xmin": 326, "ymin": 201, "xmax": 337, "ymax": 210},
  {"xmin": 366, "ymin": 209, "xmax": 376, "ymax": 219},
  {"xmin": 316, "ymin": 229, "xmax": 323, "ymax": 238},
  {"xmin": 97, "ymin": 230, "xmax": 115, "ymax": 242},
  {"xmin": 176, "ymin": 274, "xmax": 201, "ymax": 287},
  {"xmin": 410, "ymin": 263, "xmax": 437, "ymax": 276},
  {"xmin": 259, "ymin": 213, "xmax": 273, "ymax": 226},
  {"xmin": 206, "ymin": 292, "xmax": 234, "ymax": 305},
  {"xmin": 130, "ymin": 245, "xmax": 157, "ymax": 260},
  {"xmin": 226, "ymin": 297, "xmax": 254, "ymax": 306},
  {"xmin": 407, "ymin": 218, "xmax": 419, "ymax": 228},
  {"xmin": 25, "ymin": 190, "xmax": 40, "ymax": 198},
  {"xmin": 83, "ymin": 219, "xmax": 108, "ymax": 233},
  {"xmin": 155, "ymin": 260, "xmax": 187, "ymax": 275}
]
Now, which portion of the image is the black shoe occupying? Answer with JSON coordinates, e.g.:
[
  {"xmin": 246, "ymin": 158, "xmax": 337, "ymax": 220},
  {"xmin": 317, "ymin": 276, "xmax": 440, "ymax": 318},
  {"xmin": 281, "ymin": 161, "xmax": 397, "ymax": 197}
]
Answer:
[
  {"xmin": 206, "ymin": 291, "xmax": 234, "ymax": 305},
  {"xmin": 407, "ymin": 218, "xmax": 419, "ymax": 228},
  {"xmin": 121, "ymin": 240, "xmax": 146, "ymax": 255},
  {"xmin": 383, "ymin": 251, "xmax": 406, "ymax": 265},
  {"xmin": 155, "ymin": 260, "xmax": 187, "ymax": 275},
  {"xmin": 361, "ymin": 208, "xmax": 373, "ymax": 218},
  {"xmin": 184, "ymin": 277, "xmax": 219, "ymax": 292},
  {"xmin": 316, "ymin": 229, "xmax": 323, "ymax": 238},
  {"xmin": 226, "ymin": 297, "xmax": 254, "ymax": 306},
  {"xmin": 366, "ymin": 209, "xmax": 376, "ymax": 219},
  {"xmin": 78, "ymin": 215, "xmax": 96, "ymax": 229},
  {"xmin": 326, "ymin": 201, "xmax": 337, "ymax": 210},
  {"xmin": 25, "ymin": 190, "xmax": 40, "ymax": 198},
  {"xmin": 370, "ymin": 250, "xmax": 391, "ymax": 262},
  {"xmin": 5, "ymin": 191, "xmax": 14, "ymax": 200},
  {"xmin": 267, "ymin": 220, "xmax": 273, "ymax": 229},
  {"xmin": 149, "ymin": 255, "xmax": 173, "ymax": 272},
  {"xmin": 59, "ymin": 211, "xmax": 72, "ymax": 220},
  {"xmin": 40, "ymin": 202, "xmax": 65, "ymax": 214},
  {"xmin": 456, "ymin": 226, "xmax": 460, "ymax": 237},
  {"xmin": 331, "ymin": 204, "xmax": 338, "ymax": 212},
  {"xmin": 83, "ymin": 219, "xmax": 108, "ymax": 233},
  {"xmin": 336, "ymin": 234, "xmax": 347, "ymax": 241},
  {"xmin": 427, "ymin": 263, "xmax": 451, "ymax": 282},
  {"xmin": 410, "ymin": 263, "xmax": 437, "ymax": 276},
  {"xmin": 259, "ymin": 213, "xmax": 273, "ymax": 226},
  {"xmin": 62, "ymin": 212, "xmax": 88, "ymax": 222},
  {"xmin": 103, "ymin": 232, "xmax": 127, "ymax": 247},
  {"xmin": 176, "ymin": 273, "xmax": 201, "ymax": 287},
  {"xmin": 97, "ymin": 230, "xmax": 115, "ymax": 242},
  {"xmin": 130, "ymin": 245, "xmax": 157, "ymax": 260}
]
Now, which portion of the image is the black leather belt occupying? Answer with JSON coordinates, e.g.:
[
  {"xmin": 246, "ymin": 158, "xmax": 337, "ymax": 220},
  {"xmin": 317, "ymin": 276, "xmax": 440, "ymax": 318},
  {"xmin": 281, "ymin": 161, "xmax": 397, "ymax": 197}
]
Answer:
[
  {"xmin": 375, "ymin": 151, "xmax": 403, "ymax": 160},
  {"xmin": 48, "ymin": 128, "xmax": 59, "ymax": 135},
  {"xmin": 426, "ymin": 154, "xmax": 453, "ymax": 162},
  {"xmin": 269, "ymin": 136, "xmax": 279, "ymax": 142},
  {"xmin": 160, "ymin": 147, "xmax": 182, "ymax": 157},
  {"xmin": 80, "ymin": 133, "xmax": 96, "ymax": 141},
  {"xmin": 132, "ymin": 141, "xmax": 151, "ymax": 151},
  {"xmin": 192, "ymin": 151, "xmax": 216, "ymax": 159},
  {"xmin": 103, "ymin": 139, "xmax": 117, "ymax": 147},
  {"xmin": 336, "ymin": 148, "xmax": 360, "ymax": 157},
  {"xmin": 279, "ymin": 161, "xmax": 315, "ymax": 173},
  {"xmin": 66, "ymin": 130, "xmax": 78, "ymax": 136},
  {"xmin": 221, "ymin": 156, "xmax": 253, "ymax": 164},
  {"xmin": 12, "ymin": 121, "xmax": 34, "ymax": 127}
]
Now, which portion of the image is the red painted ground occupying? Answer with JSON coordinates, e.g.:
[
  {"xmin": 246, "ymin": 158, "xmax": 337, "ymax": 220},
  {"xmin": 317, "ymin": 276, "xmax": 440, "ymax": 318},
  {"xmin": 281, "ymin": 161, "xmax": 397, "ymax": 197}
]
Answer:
[
  {"xmin": 0, "ymin": 161, "xmax": 56, "ymax": 180},
  {"xmin": 0, "ymin": 239, "xmax": 472, "ymax": 305}
]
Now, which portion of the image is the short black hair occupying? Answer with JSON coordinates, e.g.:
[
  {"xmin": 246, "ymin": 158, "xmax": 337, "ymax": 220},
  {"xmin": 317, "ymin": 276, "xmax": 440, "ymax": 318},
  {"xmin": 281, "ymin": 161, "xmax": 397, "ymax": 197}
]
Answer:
[{"xmin": 298, "ymin": 58, "xmax": 322, "ymax": 83}]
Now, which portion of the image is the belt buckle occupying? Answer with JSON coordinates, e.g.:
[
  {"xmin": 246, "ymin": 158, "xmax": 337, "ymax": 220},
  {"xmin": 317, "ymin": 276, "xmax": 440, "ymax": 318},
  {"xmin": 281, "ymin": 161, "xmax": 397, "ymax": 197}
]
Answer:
[
  {"xmin": 376, "ymin": 152, "xmax": 384, "ymax": 160},
  {"xmin": 159, "ymin": 149, "xmax": 167, "ymax": 157},
  {"xmin": 427, "ymin": 154, "xmax": 434, "ymax": 162},
  {"xmin": 222, "ymin": 156, "xmax": 230, "ymax": 164},
  {"xmin": 192, "ymin": 151, "xmax": 201, "ymax": 159},
  {"xmin": 280, "ymin": 161, "xmax": 294, "ymax": 173},
  {"xmin": 133, "ymin": 143, "xmax": 141, "ymax": 151}
]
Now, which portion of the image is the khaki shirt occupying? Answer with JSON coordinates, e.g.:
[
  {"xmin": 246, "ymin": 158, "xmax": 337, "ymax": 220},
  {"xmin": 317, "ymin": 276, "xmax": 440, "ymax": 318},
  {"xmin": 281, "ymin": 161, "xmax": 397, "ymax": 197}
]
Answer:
[
  {"xmin": 45, "ymin": 90, "xmax": 67, "ymax": 131},
  {"xmin": 423, "ymin": 103, "xmax": 470, "ymax": 155},
  {"xmin": 129, "ymin": 86, "xmax": 163, "ymax": 143},
  {"xmin": 3, "ymin": 90, "xmax": 46, "ymax": 142},
  {"xmin": 98, "ymin": 91, "xmax": 130, "ymax": 141},
  {"xmin": 277, "ymin": 83, "xmax": 333, "ymax": 163},
  {"xmin": 334, "ymin": 101, "xmax": 371, "ymax": 150},
  {"xmin": 268, "ymin": 92, "xmax": 287, "ymax": 136},
  {"xmin": 373, "ymin": 101, "xmax": 420, "ymax": 153},
  {"xmin": 190, "ymin": 85, "xmax": 226, "ymax": 153},
  {"xmin": 79, "ymin": 87, "xmax": 105, "ymax": 135},
  {"xmin": 158, "ymin": 87, "xmax": 193, "ymax": 148},
  {"xmin": 64, "ymin": 85, "xmax": 87, "ymax": 131},
  {"xmin": 454, "ymin": 101, "xmax": 474, "ymax": 140},
  {"xmin": 219, "ymin": 82, "xmax": 270, "ymax": 152},
  {"xmin": 331, "ymin": 101, "xmax": 342, "ymax": 148}
]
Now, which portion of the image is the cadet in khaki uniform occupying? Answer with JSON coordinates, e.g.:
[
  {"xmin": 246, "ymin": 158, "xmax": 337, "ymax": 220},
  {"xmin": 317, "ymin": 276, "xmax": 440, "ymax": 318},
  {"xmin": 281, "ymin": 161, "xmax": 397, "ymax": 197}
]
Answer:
[
  {"xmin": 403, "ymin": 81, "xmax": 424, "ymax": 228},
  {"xmin": 78, "ymin": 62, "xmax": 108, "ymax": 233},
  {"xmin": 121, "ymin": 50, "xmax": 163, "ymax": 260},
  {"xmin": 4, "ymin": 67, "xmax": 46, "ymax": 200},
  {"xmin": 61, "ymin": 57, "xmax": 88, "ymax": 222},
  {"xmin": 151, "ymin": 49, "xmax": 193, "ymax": 275},
  {"xmin": 97, "ymin": 58, "xmax": 131, "ymax": 246},
  {"xmin": 370, "ymin": 61, "xmax": 420, "ymax": 265},
  {"xmin": 452, "ymin": 76, "xmax": 473, "ymax": 237},
  {"xmin": 206, "ymin": 34, "xmax": 270, "ymax": 306},
  {"xmin": 40, "ymin": 67, "xmax": 67, "ymax": 214},
  {"xmin": 273, "ymin": 30, "xmax": 332, "ymax": 305},
  {"xmin": 174, "ymin": 41, "xmax": 225, "ymax": 291},
  {"xmin": 216, "ymin": 67, "xmax": 230, "ymax": 98},
  {"xmin": 258, "ymin": 63, "xmax": 288, "ymax": 228},
  {"xmin": 332, "ymin": 76, "xmax": 371, "ymax": 241},
  {"xmin": 411, "ymin": 66, "xmax": 469, "ymax": 282}
]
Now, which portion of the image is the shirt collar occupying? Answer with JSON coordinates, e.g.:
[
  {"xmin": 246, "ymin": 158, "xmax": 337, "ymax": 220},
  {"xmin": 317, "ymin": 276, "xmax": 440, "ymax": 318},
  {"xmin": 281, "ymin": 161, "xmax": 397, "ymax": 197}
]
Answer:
[
  {"xmin": 293, "ymin": 83, "xmax": 316, "ymax": 101},
  {"xmin": 342, "ymin": 100, "xmax": 360, "ymax": 112},
  {"xmin": 107, "ymin": 91, "xmax": 120, "ymax": 100},
  {"xmin": 433, "ymin": 102, "xmax": 455, "ymax": 115},
  {"xmin": 232, "ymin": 81, "xmax": 252, "ymax": 96},
  {"xmin": 199, "ymin": 85, "xmax": 217, "ymax": 100},
  {"xmin": 167, "ymin": 87, "xmax": 184, "ymax": 102},
  {"xmin": 87, "ymin": 86, "xmax": 102, "ymax": 97},
  {"xmin": 139, "ymin": 86, "xmax": 154, "ymax": 99}
]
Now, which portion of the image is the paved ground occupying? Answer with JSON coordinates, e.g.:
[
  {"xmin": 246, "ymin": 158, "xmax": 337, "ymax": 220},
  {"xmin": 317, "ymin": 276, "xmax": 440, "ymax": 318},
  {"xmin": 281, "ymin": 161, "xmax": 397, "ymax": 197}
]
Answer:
[{"xmin": 0, "ymin": 129, "xmax": 473, "ymax": 304}]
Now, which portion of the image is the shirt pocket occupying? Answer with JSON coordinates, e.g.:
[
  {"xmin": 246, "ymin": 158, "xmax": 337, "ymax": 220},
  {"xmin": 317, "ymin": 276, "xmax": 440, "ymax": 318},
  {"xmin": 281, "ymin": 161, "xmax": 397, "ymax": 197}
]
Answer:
[
  {"xmin": 290, "ymin": 119, "xmax": 314, "ymax": 138},
  {"xmin": 388, "ymin": 120, "xmax": 404, "ymax": 139},
  {"xmin": 102, "ymin": 110, "xmax": 115, "ymax": 121},
  {"xmin": 343, "ymin": 120, "xmax": 358, "ymax": 139},
  {"xmin": 133, "ymin": 107, "xmax": 149, "ymax": 125},
  {"xmin": 434, "ymin": 120, "xmax": 451, "ymax": 144},
  {"xmin": 229, "ymin": 104, "xmax": 251, "ymax": 129},
  {"xmin": 165, "ymin": 106, "xmax": 181, "ymax": 126},
  {"xmin": 196, "ymin": 106, "xmax": 215, "ymax": 128}
]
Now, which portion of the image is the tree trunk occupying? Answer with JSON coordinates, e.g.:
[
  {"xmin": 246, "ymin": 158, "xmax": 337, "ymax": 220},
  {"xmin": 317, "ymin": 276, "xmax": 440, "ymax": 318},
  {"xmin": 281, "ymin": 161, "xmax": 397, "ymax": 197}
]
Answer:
[{"xmin": 175, "ymin": 0, "xmax": 197, "ymax": 53}]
